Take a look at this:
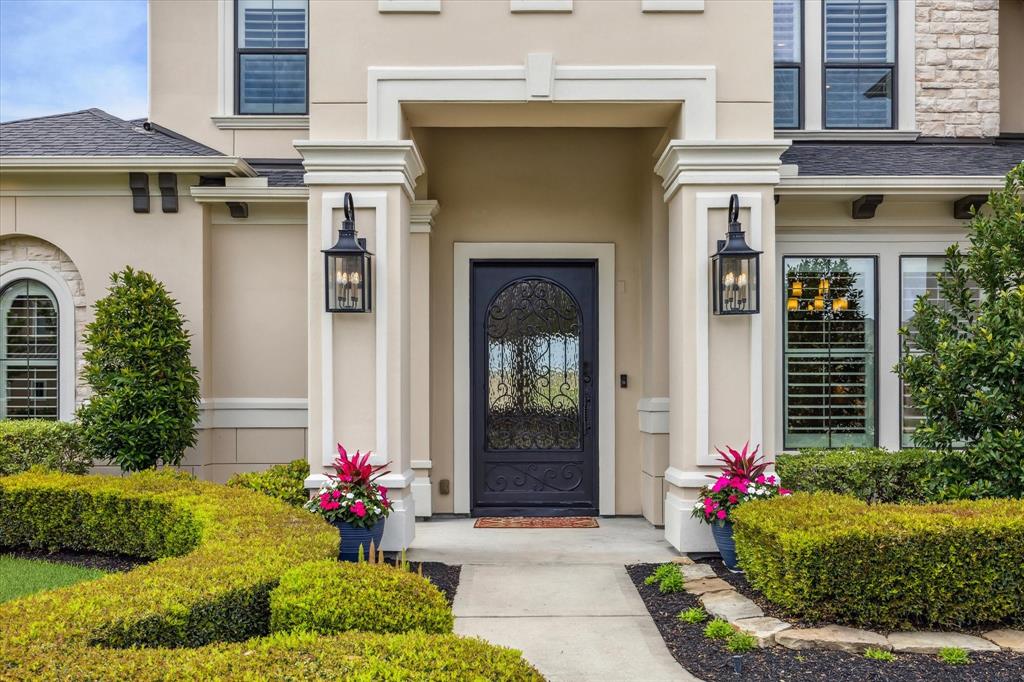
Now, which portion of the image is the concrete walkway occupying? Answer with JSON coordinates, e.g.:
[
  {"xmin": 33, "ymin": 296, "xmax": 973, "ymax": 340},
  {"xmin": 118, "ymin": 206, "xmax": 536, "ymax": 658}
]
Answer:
[{"xmin": 407, "ymin": 517, "xmax": 700, "ymax": 682}]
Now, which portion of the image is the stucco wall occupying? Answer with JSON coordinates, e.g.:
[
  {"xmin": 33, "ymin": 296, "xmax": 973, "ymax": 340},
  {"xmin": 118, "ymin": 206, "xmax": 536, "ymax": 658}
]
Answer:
[{"xmin": 419, "ymin": 127, "xmax": 662, "ymax": 515}]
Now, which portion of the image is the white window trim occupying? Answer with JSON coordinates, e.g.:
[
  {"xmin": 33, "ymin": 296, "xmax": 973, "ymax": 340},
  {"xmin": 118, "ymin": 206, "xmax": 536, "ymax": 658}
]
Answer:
[
  {"xmin": 641, "ymin": 0, "xmax": 704, "ymax": 12},
  {"xmin": 378, "ymin": 0, "xmax": 441, "ymax": 13},
  {"xmin": 787, "ymin": 0, "xmax": 916, "ymax": 136},
  {"xmin": 510, "ymin": 0, "xmax": 572, "ymax": 12},
  {"xmin": 0, "ymin": 262, "xmax": 76, "ymax": 422},
  {"xmin": 453, "ymin": 242, "xmax": 616, "ymax": 516}
]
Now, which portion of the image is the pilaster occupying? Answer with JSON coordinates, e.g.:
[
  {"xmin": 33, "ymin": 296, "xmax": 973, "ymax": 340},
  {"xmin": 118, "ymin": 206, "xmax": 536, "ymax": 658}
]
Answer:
[{"xmin": 409, "ymin": 199, "xmax": 439, "ymax": 518}]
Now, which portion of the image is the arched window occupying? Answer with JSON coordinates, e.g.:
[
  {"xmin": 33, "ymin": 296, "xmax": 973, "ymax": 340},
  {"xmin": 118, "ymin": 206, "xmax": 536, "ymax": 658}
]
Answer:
[{"xmin": 0, "ymin": 279, "xmax": 60, "ymax": 420}]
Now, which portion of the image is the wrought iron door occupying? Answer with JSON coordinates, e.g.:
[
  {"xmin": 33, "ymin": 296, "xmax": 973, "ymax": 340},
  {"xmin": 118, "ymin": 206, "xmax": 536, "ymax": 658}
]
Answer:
[{"xmin": 470, "ymin": 260, "xmax": 598, "ymax": 516}]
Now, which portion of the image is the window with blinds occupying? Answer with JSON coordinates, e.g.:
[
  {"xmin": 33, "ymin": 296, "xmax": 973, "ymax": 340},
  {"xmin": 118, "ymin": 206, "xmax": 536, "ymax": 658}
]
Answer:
[
  {"xmin": 774, "ymin": 0, "xmax": 802, "ymax": 129},
  {"xmin": 783, "ymin": 257, "xmax": 877, "ymax": 449},
  {"xmin": 236, "ymin": 0, "xmax": 308, "ymax": 115},
  {"xmin": 0, "ymin": 279, "xmax": 60, "ymax": 420},
  {"xmin": 823, "ymin": 0, "xmax": 895, "ymax": 128}
]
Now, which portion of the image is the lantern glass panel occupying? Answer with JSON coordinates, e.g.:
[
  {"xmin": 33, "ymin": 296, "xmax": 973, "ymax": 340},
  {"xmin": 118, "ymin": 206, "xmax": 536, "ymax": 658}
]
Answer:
[
  {"xmin": 328, "ymin": 253, "xmax": 367, "ymax": 312},
  {"xmin": 717, "ymin": 255, "xmax": 758, "ymax": 314}
]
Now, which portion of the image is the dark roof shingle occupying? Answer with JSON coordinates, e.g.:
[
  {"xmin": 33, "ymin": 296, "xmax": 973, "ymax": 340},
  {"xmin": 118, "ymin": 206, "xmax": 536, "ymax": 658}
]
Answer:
[
  {"xmin": 782, "ymin": 139, "xmax": 1024, "ymax": 176},
  {"xmin": 0, "ymin": 108, "xmax": 222, "ymax": 157},
  {"xmin": 245, "ymin": 159, "xmax": 305, "ymax": 187}
]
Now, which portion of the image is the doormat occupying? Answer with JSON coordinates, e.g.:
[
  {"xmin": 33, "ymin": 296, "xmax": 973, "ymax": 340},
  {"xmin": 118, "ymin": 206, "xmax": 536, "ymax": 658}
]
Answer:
[{"xmin": 474, "ymin": 517, "xmax": 599, "ymax": 529}]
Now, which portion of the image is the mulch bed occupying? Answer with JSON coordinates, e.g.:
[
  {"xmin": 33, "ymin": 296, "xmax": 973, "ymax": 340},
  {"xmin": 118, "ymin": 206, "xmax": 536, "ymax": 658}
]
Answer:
[
  {"xmin": 384, "ymin": 558, "xmax": 461, "ymax": 605},
  {"xmin": 3, "ymin": 547, "xmax": 147, "ymax": 573},
  {"xmin": 627, "ymin": 563, "xmax": 1024, "ymax": 682}
]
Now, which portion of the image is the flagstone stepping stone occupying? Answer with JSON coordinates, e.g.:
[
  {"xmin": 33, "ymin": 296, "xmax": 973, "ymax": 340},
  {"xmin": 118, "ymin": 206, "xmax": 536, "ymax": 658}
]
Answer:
[
  {"xmin": 982, "ymin": 629, "xmax": 1024, "ymax": 652},
  {"xmin": 683, "ymin": 577, "xmax": 733, "ymax": 595},
  {"xmin": 700, "ymin": 589, "xmax": 763, "ymax": 622},
  {"xmin": 776, "ymin": 625, "xmax": 890, "ymax": 654},
  {"xmin": 671, "ymin": 556, "xmax": 695, "ymax": 565},
  {"xmin": 888, "ymin": 631, "xmax": 1000, "ymax": 654},
  {"xmin": 679, "ymin": 564, "xmax": 716, "ymax": 581},
  {"xmin": 732, "ymin": 617, "xmax": 792, "ymax": 647}
]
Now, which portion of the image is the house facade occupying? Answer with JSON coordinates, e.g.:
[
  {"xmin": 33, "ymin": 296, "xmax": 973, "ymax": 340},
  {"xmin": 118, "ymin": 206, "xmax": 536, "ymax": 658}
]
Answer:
[{"xmin": 1, "ymin": 0, "xmax": 1022, "ymax": 552}]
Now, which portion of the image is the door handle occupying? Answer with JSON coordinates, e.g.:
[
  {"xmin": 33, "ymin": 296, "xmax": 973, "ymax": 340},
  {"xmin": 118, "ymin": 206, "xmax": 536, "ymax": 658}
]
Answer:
[{"xmin": 581, "ymin": 361, "xmax": 592, "ymax": 433}]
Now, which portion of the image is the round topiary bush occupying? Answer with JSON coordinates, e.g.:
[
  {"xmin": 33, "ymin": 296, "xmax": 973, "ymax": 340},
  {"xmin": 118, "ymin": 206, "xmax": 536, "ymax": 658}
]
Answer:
[{"xmin": 271, "ymin": 560, "xmax": 454, "ymax": 635}]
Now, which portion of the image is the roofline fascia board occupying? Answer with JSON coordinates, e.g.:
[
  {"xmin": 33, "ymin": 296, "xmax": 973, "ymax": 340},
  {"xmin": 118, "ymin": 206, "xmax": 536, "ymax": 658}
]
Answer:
[
  {"xmin": 777, "ymin": 175, "xmax": 1004, "ymax": 195},
  {"xmin": 190, "ymin": 186, "xmax": 309, "ymax": 203},
  {"xmin": 0, "ymin": 156, "xmax": 256, "ymax": 176}
]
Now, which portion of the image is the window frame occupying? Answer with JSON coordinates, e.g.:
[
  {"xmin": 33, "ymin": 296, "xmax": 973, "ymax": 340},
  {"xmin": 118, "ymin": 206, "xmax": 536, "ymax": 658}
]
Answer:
[
  {"xmin": 0, "ymin": 278, "xmax": 61, "ymax": 421},
  {"xmin": 773, "ymin": 0, "xmax": 805, "ymax": 130},
  {"xmin": 820, "ymin": 0, "xmax": 897, "ymax": 130},
  {"xmin": 234, "ymin": 0, "xmax": 310, "ymax": 116},
  {"xmin": 780, "ymin": 254, "xmax": 880, "ymax": 450}
]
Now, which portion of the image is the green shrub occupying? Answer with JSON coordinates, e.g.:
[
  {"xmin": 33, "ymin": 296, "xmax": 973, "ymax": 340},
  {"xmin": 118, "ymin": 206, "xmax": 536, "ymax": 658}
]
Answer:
[
  {"xmin": 0, "ymin": 471, "xmax": 540, "ymax": 680},
  {"xmin": 0, "ymin": 420, "xmax": 90, "ymax": 475},
  {"xmin": 726, "ymin": 631, "xmax": 757, "ymax": 653},
  {"xmin": 897, "ymin": 163, "xmax": 1024, "ymax": 499},
  {"xmin": 645, "ymin": 562, "xmax": 677, "ymax": 585},
  {"xmin": 775, "ymin": 448, "xmax": 947, "ymax": 503},
  {"xmin": 77, "ymin": 267, "xmax": 201, "ymax": 472},
  {"xmin": 732, "ymin": 492, "xmax": 1024, "ymax": 629},
  {"xmin": 938, "ymin": 647, "xmax": 970, "ymax": 665},
  {"xmin": 271, "ymin": 560, "xmax": 453, "ymax": 635},
  {"xmin": 228, "ymin": 459, "xmax": 309, "ymax": 507},
  {"xmin": 703, "ymin": 619, "xmax": 734, "ymax": 640},
  {"xmin": 864, "ymin": 647, "xmax": 896, "ymax": 662},
  {"xmin": 678, "ymin": 607, "xmax": 707, "ymax": 624}
]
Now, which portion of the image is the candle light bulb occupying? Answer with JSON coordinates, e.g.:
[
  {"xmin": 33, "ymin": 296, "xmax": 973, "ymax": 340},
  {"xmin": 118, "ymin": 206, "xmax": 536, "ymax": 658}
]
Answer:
[
  {"xmin": 787, "ymin": 297, "xmax": 798, "ymax": 311},
  {"xmin": 724, "ymin": 272, "xmax": 735, "ymax": 287},
  {"xmin": 350, "ymin": 272, "xmax": 360, "ymax": 286},
  {"xmin": 791, "ymin": 280, "xmax": 803, "ymax": 297},
  {"xmin": 338, "ymin": 272, "xmax": 348, "ymax": 285},
  {"xmin": 820, "ymin": 277, "xmax": 830, "ymax": 293},
  {"xmin": 813, "ymin": 295, "xmax": 825, "ymax": 311},
  {"xmin": 737, "ymin": 273, "xmax": 747, "ymax": 288}
]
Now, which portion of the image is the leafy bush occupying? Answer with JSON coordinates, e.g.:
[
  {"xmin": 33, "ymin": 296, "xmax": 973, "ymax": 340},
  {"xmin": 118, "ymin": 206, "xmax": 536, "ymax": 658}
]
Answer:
[
  {"xmin": 864, "ymin": 647, "xmax": 896, "ymax": 662},
  {"xmin": 775, "ymin": 448, "xmax": 947, "ymax": 503},
  {"xmin": 646, "ymin": 563, "xmax": 686, "ymax": 592},
  {"xmin": 897, "ymin": 162, "xmax": 1024, "ymax": 498},
  {"xmin": 732, "ymin": 492, "xmax": 1024, "ymax": 629},
  {"xmin": 77, "ymin": 268, "xmax": 201, "ymax": 472},
  {"xmin": 270, "ymin": 560, "xmax": 453, "ymax": 635},
  {"xmin": 678, "ymin": 607, "xmax": 707, "ymax": 624},
  {"xmin": 0, "ymin": 420, "xmax": 90, "ymax": 475},
  {"xmin": 938, "ymin": 647, "xmax": 970, "ymax": 665},
  {"xmin": 228, "ymin": 459, "xmax": 309, "ymax": 507},
  {"xmin": 726, "ymin": 631, "xmax": 757, "ymax": 653},
  {"xmin": 703, "ymin": 619, "xmax": 734, "ymax": 640},
  {"xmin": 0, "ymin": 471, "xmax": 540, "ymax": 680}
]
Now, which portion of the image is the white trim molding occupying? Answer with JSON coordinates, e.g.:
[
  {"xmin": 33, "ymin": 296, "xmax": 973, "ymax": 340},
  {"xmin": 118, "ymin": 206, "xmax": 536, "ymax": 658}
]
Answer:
[
  {"xmin": 190, "ymin": 186, "xmax": 309, "ymax": 204},
  {"xmin": 0, "ymin": 262, "xmax": 77, "ymax": 422},
  {"xmin": 0, "ymin": 156, "xmax": 256, "ymax": 176},
  {"xmin": 511, "ymin": 0, "xmax": 572, "ymax": 12},
  {"xmin": 637, "ymin": 397, "xmax": 670, "ymax": 434},
  {"xmin": 779, "ymin": 130, "xmax": 920, "ymax": 141},
  {"xmin": 655, "ymin": 140, "xmax": 791, "ymax": 197},
  {"xmin": 453, "ymin": 242, "xmax": 616, "ymax": 516},
  {"xmin": 409, "ymin": 199, "xmax": 440, "ymax": 233},
  {"xmin": 295, "ymin": 141, "xmax": 425, "ymax": 198},
  {"xmin": 211, "ymin": 115, "xmax": 310, "ymax": 130},
  {"xmin": 378, "ymin": 0, "xmax": 441, "ymax": 12},
  {"xmin": 777, "ymin": 175, "xmax": 1005, "ymax": 196},
  {"xmin": 366, "ymin": 60, "xmax": 717, "ymax": 141},
  {"xmin": 198, "ymin": 398, "xmax": 308, "ymax": 429},
  {"xmin": 641, "ymin": 0, "xmax": 704, "ymax": 12},
  {"xmin": 693, "ymin": 193, "xmax": 764, "ymax": 467}
]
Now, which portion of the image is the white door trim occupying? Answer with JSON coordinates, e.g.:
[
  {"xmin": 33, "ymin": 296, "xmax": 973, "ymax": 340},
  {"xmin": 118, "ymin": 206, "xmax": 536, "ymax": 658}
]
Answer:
[{"xmin": 453, "ymin": 242, "xmax": 616, "ymax": 515}]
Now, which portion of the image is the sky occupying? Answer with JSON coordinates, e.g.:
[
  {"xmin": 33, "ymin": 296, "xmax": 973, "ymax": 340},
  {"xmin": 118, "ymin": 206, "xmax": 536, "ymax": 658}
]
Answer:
[{"xmin": 0, "ymin": 0, "xmax": 148, "ymax": 123}]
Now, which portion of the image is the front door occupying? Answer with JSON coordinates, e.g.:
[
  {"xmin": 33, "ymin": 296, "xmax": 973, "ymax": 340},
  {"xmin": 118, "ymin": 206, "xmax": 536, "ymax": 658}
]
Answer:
[{"xmin": 470, "ymin": 260, "xmax": 598, "ymax": 516}]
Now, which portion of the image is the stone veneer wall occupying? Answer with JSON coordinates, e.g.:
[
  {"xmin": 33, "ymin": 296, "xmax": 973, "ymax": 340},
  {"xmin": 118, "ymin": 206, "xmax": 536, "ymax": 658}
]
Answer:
[
  {"xmin": 0, "ymin": 235, "xmax": 89, "ymax": 406},
  {"xmin": 916, "ymin": 0, "xmax": 1000, "ymax": 137}
]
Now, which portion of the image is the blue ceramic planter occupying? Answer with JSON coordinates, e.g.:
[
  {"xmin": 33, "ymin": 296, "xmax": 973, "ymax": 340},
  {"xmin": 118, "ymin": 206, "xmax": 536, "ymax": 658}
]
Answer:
[
  {"xmin": 711, "ymin": 520, "xmax": 741, "ymax": 572},
  {"xmin": 333, "ymin": 518, "xmax": 386, "ymax": 562}
]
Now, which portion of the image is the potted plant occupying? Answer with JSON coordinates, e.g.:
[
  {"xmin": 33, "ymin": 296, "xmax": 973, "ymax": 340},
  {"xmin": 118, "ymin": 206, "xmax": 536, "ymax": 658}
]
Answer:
[
  {"xmin": 304, "ymin": 444, "xmax": 393, "ymax": 561},
  {"xmin": 690, "ymin": 443, "xmax": 790, "ymax": 572}
]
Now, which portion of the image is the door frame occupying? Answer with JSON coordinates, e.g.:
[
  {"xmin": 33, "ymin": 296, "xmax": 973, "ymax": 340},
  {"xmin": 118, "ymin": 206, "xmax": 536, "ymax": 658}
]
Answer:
[{"xmin": 454, "ymin": 243, "xmax": 616, "ymax": 515}]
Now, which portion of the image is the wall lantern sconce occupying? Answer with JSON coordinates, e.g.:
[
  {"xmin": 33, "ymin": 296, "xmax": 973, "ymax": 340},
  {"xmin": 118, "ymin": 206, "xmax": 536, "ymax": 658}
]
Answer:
[
  {"xmin": 323, "ymin": 193, "xmax": 372, "ymax": 313},
  {"xmin": 711, "ymin": 194, "xmax": 762, "ymax": 315}
]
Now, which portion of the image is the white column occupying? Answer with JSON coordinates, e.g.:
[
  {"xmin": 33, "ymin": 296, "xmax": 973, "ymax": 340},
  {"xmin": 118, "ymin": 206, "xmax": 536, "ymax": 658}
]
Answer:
[{"xmin": 409, "ymin": 199, "xmax": 439, "ymax": 517}]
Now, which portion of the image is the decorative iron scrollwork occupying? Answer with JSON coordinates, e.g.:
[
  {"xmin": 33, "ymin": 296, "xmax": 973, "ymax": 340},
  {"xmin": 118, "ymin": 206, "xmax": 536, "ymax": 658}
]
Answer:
[{"xmin": 484, "ymin": 462, "xmax": 585, "ymax": 493}]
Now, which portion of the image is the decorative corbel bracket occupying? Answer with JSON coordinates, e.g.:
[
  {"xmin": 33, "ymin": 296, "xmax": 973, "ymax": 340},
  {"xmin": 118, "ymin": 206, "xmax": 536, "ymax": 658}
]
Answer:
[
  {"xmin": 129, "ymin": 172, "xmax": 149, "ymax": 213},
  {"xmin": 852, "ymin": 194, "xmax": 883, "ymax": 220},
  {"xmin": 226, "ymin": 202, "xmax": 249, "ymax": 219},
  {"xmin": 158, "ymin": 173, "xmax": 178, "ymax": 213},
  {"xmin": 953, "ymin": 194, "xmax": 988, "ymax": 220}
]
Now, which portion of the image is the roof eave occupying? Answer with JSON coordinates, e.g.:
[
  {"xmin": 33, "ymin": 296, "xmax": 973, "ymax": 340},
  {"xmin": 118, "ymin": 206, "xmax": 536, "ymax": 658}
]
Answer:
[
  {"xmin": 189, "ymin": 186, "xmax": 309, "ymax": 203},
  {"xmin": 0, "ymin": 156, "xmax": 256, "ymax": 177},
  {"xmin": 776, "ymin": 174, "xmax": 1004, "ymax": 196}
]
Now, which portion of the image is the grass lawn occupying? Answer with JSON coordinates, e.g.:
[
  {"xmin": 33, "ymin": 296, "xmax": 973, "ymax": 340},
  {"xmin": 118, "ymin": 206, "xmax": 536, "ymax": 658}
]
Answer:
[{"xmin": 0, "ymin": 555, "xmax": 105, "ymax": 603}]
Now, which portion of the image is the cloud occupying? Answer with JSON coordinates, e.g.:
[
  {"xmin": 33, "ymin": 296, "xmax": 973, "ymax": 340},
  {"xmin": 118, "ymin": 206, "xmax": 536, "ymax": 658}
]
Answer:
[{"xmin": 0, "ymin": 0, "xmax": 147, "ymax": 122}]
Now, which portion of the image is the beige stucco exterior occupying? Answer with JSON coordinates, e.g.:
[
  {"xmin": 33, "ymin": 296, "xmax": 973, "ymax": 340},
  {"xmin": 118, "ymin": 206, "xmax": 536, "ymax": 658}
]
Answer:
[{"xmin": 3, "ymin": 0, "xmax": 1020, "ymax": 552}]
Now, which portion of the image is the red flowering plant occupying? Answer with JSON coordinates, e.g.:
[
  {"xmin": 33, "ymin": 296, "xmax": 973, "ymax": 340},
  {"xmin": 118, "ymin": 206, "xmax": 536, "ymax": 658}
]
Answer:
[
  {"xmin": 690, "ymin": 443, "xmax": 791, "ymax": 525},
  {"xmin": 303, "ymin": 444, "xmax": 393, "ymax": 529}
]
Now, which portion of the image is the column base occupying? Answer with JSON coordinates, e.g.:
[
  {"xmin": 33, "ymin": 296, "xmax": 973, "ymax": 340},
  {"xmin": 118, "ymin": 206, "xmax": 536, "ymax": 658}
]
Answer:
[
  {"xmin": 411, "ymin": 476, "xmax": 432, "ymax": 518},
  {"xmin": 664, "ymin": 489, "xmax": 717, "ymax": 553},
  {"xmin": 380, "ymin": 487, "xmax": 416, "ymax": 551}
]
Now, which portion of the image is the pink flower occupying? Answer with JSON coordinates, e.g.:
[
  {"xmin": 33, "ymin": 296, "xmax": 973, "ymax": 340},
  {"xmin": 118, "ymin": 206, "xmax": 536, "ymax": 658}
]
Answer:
[
  {"xmin": 378, "ymin": 486, "xmax": 388, "ymax": 496},
  {"xmin": 352, "ymin": 500, "xmax": 367, "ymax": 518},
  {"xmin": 779, "ymin": 488, "xmax": 792, "ymax": 496},
  {"xmin": 728, "ymin": 494, "xmax": 738, "ymax": 504},
  {"xmin": 712, "ymin": 476, "xmax": 729, "ymax": 493},
  {"xmin": 332, "ymin": 490, "xmax": 342, "ymax": 500},
  {"xmin": 320, "ymin": 492, "xmax": 330, "ymax": 505},
  {"xmin": 716, "ymin": 510, "xmax": 727, "ymax": 520},
  {"xmin": 767, "ymin": 475, "xmax": 777, "ymax": 485},
  {"xmin": 756, "ymin": 475, "xmax": 766, "ymax": 484}
]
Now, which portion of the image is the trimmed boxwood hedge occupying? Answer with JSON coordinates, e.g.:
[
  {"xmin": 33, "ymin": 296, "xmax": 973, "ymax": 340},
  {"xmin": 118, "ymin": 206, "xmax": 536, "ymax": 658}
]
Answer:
[
  {"xmin": 227, "ymin": 458, "xmax": 309, "ymax": 507},
  {"xmin": 732, "ymin": 492, "xmax": 1024, "ymax": 629},
  {"xmin": 271, "ymin": 560, "xmax": 454, "ymax": 635},
  {"xmin": 0, "ymin": 420, "xmax": 90, "ymax": 476},
  {"xmin": 0, "ymin": 471, "xmax": 542, "ymax": 680},
  {"xmin": 775, "ymin": 448, "xmax": 946, "ymax": 503}
]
